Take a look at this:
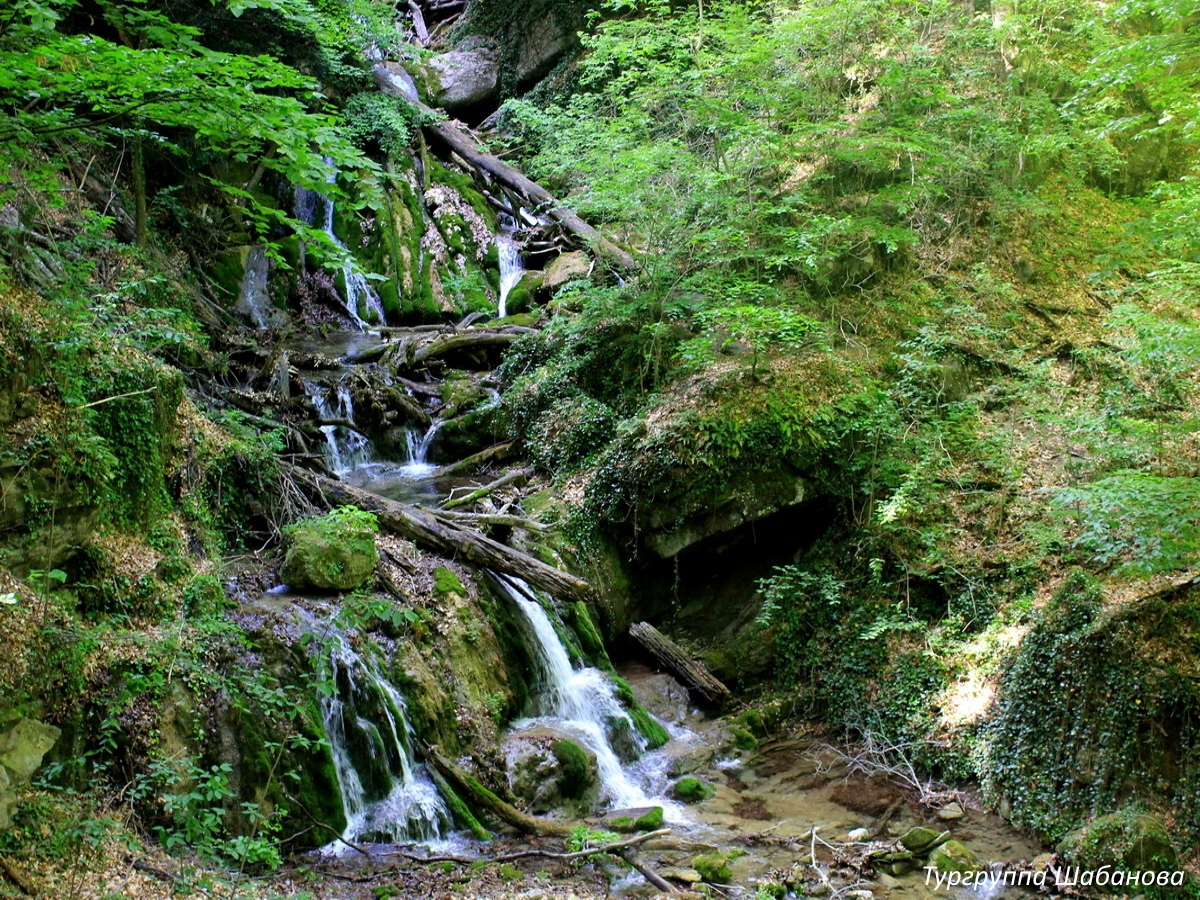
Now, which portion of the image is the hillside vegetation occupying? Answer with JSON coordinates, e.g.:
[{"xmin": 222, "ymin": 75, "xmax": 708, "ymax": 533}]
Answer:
[{"xmin": 0, "ymin": 0, "xmax": 1199, "ymax": 892}]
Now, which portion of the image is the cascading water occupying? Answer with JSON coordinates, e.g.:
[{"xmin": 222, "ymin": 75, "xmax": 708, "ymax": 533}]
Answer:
[
  {"xmin": 305, "ymin": 379, "xmax": 374, "ymax": 475},
  {"xmin": 494, "ymin": 232, "xmax": 524, "ymax": 319},
  {"xmin": 319, "ymin": 632, "xmax": 452, "ymax": 845},
  {"xmin": 400, "ymin": 420, "xmax": 441, "ymax": 477},
  {"xmin": 293, "ymin": 161, "xmax": 388, "ymax": 329},
  {"xmin": 236, "ymin": 245, "xmax": 271, "ymax": 328},
  {"xmin": 496, "ymin": 576, "xmax": 664, "ymax": 810}
]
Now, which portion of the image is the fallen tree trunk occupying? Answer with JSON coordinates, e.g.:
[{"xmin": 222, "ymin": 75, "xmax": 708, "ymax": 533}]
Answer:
[
  {"xmin": 372, "ymin": 75, "xmax": 637, "ymax": 272},
  {"xmin": 424, "ymin": 745, "xmax": 572, "ymax": 837},
  {"xmin": 412, "ymin": 329, "xmax": 532, "ymax": 364},
  {"xmin": 629, "ymin": 622, "xmax": 731, "ymax": 709},
  {"xmin": 291, "ymin": 467, "xmax": 595, "ymax": 604}
]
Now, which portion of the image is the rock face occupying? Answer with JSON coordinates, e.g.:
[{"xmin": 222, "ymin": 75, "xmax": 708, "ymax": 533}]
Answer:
[
  {"xmin": 0, "ymin": 717, "xmax": 60, "ymax": 828},
  {"xmin": 281, "ymin": 508, "xmax": 379, "ymax": 591},
  {"xmin": 428, "ymin": 42, "xmax": 500, "ymax": 111}
]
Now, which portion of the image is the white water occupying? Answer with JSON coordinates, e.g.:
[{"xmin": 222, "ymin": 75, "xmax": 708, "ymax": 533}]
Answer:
[
  {"xmin": 305, "ymin": 379, "xmax": 374, "ymax": 475},
  {"xmin": 497, "ymin": 576, "xmax": 663, "ymax": 810},
  {"xmin": 294, "ymin": 162, "xmax": 387, "ymax": 329},
  {"xmin": 236, "ymin": 245, "xmax": 271, "ymax": 328},
  {"xmin": 319, "ymin": 634, "xmax": 451, "ymax": 846},
  {"xmin": 399, "ymin": 420, "xmax": 441, "ymax": 477},
  {"xmin": 495, "ymin": 234, "xmax": 523, "ymax": 319}
]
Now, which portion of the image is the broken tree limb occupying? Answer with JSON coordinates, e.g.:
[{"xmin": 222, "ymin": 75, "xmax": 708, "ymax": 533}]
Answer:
[
  {"xmin": 430, "ymin": 510, "xmax": 551, "ymax": 533},
  {"xmin": 433, "ymin": 441, "xmax": 513, "ymax": 477},
  {"xmin": 372, "ymin": 78, "xmax": 637, "ymax": 272},
  {"xmin": 385, "ymin": 829, "xmax": 671, "ymax": 865},
  {"xmin": 291, "ymin": 467, "xmax": 595, "ymax": 604},
  {"xmin": 424, "ymin": 745, "xmax": 573, "ymax": 837},
  {"xmin": 441, "ymin": 467, "xmax": 533, "ymax": 510},
  {"xmin": 629, "ymin": 622, "xmax": 731, "ymax": 709},
  {"xmin": 620, "ymin": 847, "xmax": 679, "ymax": 894}
]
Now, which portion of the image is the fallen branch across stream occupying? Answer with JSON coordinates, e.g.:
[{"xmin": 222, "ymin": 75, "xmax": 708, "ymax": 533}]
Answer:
[
  {"xmin": 386, "ymin": 829, "xmax": 671, "ymax": 865},
  {"xmin": 290, "ymin": 466, "xmax": 595, "ymax": 604}
]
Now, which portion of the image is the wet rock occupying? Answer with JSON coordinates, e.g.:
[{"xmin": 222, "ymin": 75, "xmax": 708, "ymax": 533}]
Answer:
[
  {"xmin": 692, "ymin": 852, "xmax": 732, "ymax": 883},
  {"xmin": 900, "ymin": 826, "xmax": 949, "ymax": 854},
  {"xmin": 937, "ymin": 801, "xmax": 965, "ymax": 820},
  {"xmin": 280, "ymin": 509, "xmax": 378, "ymax": 592},
  {"xmin": 605, "ymin": 806, "xmax": 664, "ymax": 833},
  {"xmin": 661, "ymin": 867, "xmax": 702, "ymax": 884},
  {"xmin": 1058, "ymin": 810, "xmax": 1178, "ymax": 874},
  {"xmin": 505, "ymin": 728, "xmax": 599, "ymax": 814},
  {"xmin": 671, "ymin": 777, "xmax": 713, "ymax": 804},
  {"xmin": 929, "ymin": 839, "xmax": 982, "ymax": 873}
]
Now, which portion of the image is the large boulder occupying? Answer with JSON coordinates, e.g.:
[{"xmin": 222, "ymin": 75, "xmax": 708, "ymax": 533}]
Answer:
[
  {"xmin": 504, "ymin": 726, "xmax": 599, "ymax": 814},
  {"xmin": 0, "ymin": 717, "xmax": 60, "ymax": 828},
  {"xmin": 541, "ymin": 251, "xmax": 591, "ymax": 293},
  {"xmin": 428, "ymin": 41, "xmax": 500, "ymax": 111},
  {"xmin": 281, "ymin": 507, "xmax": 379, "ymax": 592}
]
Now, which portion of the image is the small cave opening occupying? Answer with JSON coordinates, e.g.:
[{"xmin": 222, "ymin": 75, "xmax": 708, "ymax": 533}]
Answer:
[{"xmin": 608, "ymin": 499, "xmax": 837, "ymax": 666}]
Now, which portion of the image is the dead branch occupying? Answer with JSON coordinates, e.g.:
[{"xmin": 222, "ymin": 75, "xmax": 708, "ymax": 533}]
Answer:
[{"xmin": 441, "ymin": 467, "xmax": 533, "ymax": 510}]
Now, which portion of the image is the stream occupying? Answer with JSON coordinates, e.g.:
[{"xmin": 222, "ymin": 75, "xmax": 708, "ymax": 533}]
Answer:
[{"xmin": 238, "ymin": 321, "xmax": 1051, "ymax": 900}]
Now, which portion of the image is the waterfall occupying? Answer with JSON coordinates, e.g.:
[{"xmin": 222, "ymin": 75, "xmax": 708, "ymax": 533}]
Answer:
[
  {"xmin": 305, "ymin": 379, "xmax": 374, "ymax": 475},
  {"xmin": 495, "ymin": 235, "xmax": 523, "ymax": 319},
  {"xmin": 496, "ymin": 576, "xmax": 658, "ymax": 810},
  {"xmin": 399, "ymin": 420, "xmax": 440, "ymax": 477},
  {"xmin": 236, "ymin": 245, "xmax": 271, "ymax": 328},
  {"xmin": 294, "ymin": 162, "xmax": 388, "ymax": 330},
  {"xmin": 319, "ymin": 634, "xmax": 451, "ymax": 845}
]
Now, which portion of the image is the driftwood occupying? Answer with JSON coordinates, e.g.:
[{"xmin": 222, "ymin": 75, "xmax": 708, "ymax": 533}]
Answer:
[
  {"xmin": 372, "ymin": 75, "xmax": 636, "ymax": 272},
  {"xmin": 424, "ymin": 745, "xmax": 572, "ymax": 837},
  {"xmin": 434, "ymin": 441, "xmax": 513, "ymax": 476},
  {"xmin": 629, "ymin": 622, "xmax": 731, "ymax": 708},
  {"xmin": 293, "ymin": 467, "xmax": 595, "ymax": 604},
  {"xmin": 442, "ymin": 467, "xmax": 532, "ymax": 510}
]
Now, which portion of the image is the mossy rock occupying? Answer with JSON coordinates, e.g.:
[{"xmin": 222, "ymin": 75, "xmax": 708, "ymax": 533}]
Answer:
[
  {"xmin": 929, "ymin": 839, "xmax": 982, "ymax": 874},
  {"xmin": 550, "ymin": 738, "xmax": 594, "ymax": 800},
  {"xmin": 729, "ymin": 725, "xmax": 758, "ymax": 751},
  {"xmin": 281, "ymin": 507, "xmax": 378, "ymax": 592},
  {"xmin": 671, "ymin": 777, "xmax": 712, "ymax": 804},
  {"xmin": 1058, "ymin": 810, "xmax": 1178, "ymax": 874},
  {"xmin": 432, "ymin": 566, "xmax": 466, "ymax": 598},
  {"xmin": 900, "ymin": 826, "xmax": 949, "ymax": 855},
  {"xmin": 607, "ymin": 806, "xmax": 665, "ymax": 833},
  {"xmin": 693, "ymin": 852, "xmax": 732, "ymax": 883}
]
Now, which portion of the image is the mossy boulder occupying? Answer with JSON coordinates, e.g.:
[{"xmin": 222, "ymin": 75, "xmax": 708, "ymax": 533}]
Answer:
[
  {"xmin": 606, "ymin": 805, "xmax": 664, "ymax": 833},
  {"xmin": 900, "ymin": 826, "xmax": 949, "ymax": 855},
  {"xmin": 1058, "ymin": 810, "xmax": 1178, "ymax": 874},
  {"xmin": 693, "ymin": 852, "xmax": 732, "ymax": 883},
  {"xmin": 671, "ymin": 777, "xmax": 712, "ymax": 804},
  {"xmin": 929, "ymin": 839, "xmax": 982, "ymax": 874},
  {"xmin": 281, "ymin": 507, "xmax": 378, "ymax": 592},
  {"xmin": 505, "ymin": 728, "xmax": 599, "ymax": 814},
  {"xmin": 0, "ymin": 717, "xmax": 60, "ymax": 828}
]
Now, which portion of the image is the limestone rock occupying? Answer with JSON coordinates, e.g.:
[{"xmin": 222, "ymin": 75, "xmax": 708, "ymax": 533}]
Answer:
[
  {"xmin": 281, "ymin": 509, "xmax": 378, "ymax": 592},
  {"xmin": 900, "ymin": 826, "xmax": 949, "ymax": 854},
  {"xmin": 604, "ymin": 805, "xmax": 664, "ymax": 833},
  {"xmin": 929, "ymin": 839, "xmax": 982, "ymax": 874},
  {"xmin": 542, "ymin": 251, "xmax": 591, "ymax": 293},
  {"xmin": 429, "ymin": 44, "xmax": 500, "ymax": 111},
  {"xmin": 692, "ymin": 852, "xmax": 732, "ymax": 883},
  {"xmin": 671, "ymin": 777, "xmax": 713, "ymax": 804},
  {"xmin": 514, "ymin": 8, "xmax": 576, "ymax": 84},
  {"xmin": 661, "ymin": 867, "xmax": 702, "ymax": 884},
  {"xmin": 0, "ymin": 718, "xmax": 61, "ymax": 780},
  {"xmin": 505, "ymin": 727, "xmax": 599, "ymax": 814},
  {"xmin": 937, "ymin": 800, "xmax": 965, "ymax": 820},
  {"xmin": 372, "ymin": 62, "xmax": 420, "ymax": 103}
]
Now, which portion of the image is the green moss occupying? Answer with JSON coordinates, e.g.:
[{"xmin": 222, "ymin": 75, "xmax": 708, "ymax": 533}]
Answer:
[
  {"xmin": 435, "ymin": 773, "xmax": 491, "ymax": 840},
  {"xmin": 630, "ymin": 707, "xmax": 670, "ymax": 750},
  {"xmin": 671, "ymin": 777, "xmax": 712, "ymax": 804},
  {"xmin": 433, "ymin": 566, "xmax": 466, "ymax": 598},
  {"xmin": 182, "ymin": 575, "xmax": 228, "ymax": 616},
  {"xmin": 281, "ymin": 506, "xmax": 378, "ymax": 592},
  {"xmin": 693, "ymin": 852, "xmax": 731, "ymax": 883},
  {"xmin": 729, "ymin": 725, "xmax": 759, "ymax": 751},
  {"xmin": 566, "ymin": 602, "xmax": 610, "ymax": 670},
  {"xmin": 608, "ymin": 806, "xmax": 664, "ymax": 833},
  {"xmin": 551, "ymin": 738, "xmax": 592, "ymax": 800}
]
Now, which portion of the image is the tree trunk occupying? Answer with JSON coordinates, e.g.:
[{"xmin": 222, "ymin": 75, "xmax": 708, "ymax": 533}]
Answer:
[
  {"xmin": 629, "ymin": 622, "xmax": 732, "ymax": 708},
  {"xmin": 291, "ymin": 467, "xmax": 596, "ymax": 604}
]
